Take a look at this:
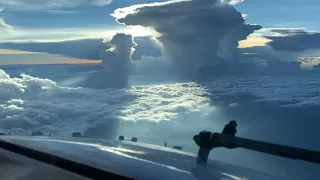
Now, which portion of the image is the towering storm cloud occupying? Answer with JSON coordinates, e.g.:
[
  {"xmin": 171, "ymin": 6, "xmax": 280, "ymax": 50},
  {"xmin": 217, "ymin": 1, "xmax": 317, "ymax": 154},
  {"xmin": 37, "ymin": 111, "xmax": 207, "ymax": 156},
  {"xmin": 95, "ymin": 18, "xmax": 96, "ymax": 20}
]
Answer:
[
  {"xmin": 76, "ymin": 33, "xmax": 136, "ymax": 88},
  {"xmin": 112, "ymin": 0, "xmax": 261, "ymax": 78},
  {"xmin": 99, "ymin": 33, "xmax": 136, "ymax": 72},
  {"xmin": 81, "ymin": 33, "xmax": 136, "ymax": 88}
]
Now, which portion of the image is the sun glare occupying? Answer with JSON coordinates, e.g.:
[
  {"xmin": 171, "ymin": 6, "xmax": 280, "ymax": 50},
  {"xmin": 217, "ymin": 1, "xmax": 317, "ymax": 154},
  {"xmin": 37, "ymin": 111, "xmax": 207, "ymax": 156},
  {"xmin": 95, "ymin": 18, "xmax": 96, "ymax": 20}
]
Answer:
[
  {"xmin": 121, "ymin": 26, "xmax": 157, "ymax": 37},
  {"xmin": 238, "ymin": 37, "xmax": 271, "ymax": 48}
]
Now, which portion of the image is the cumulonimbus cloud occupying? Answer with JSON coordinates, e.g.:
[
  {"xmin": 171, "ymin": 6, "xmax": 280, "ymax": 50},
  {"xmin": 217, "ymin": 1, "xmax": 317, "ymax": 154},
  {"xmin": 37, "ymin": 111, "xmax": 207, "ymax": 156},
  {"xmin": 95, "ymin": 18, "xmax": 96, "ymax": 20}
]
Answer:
[
  {"xmin": 98, "ymin": 33, "xmax": 136, "ymax": 87},
  {"xmin": 112, "ymin": 0, "xmax": 261, "ymax": 79},
  {"xmin": 75, "ymin": 33, "xmax": 137, "ymax": 88}
]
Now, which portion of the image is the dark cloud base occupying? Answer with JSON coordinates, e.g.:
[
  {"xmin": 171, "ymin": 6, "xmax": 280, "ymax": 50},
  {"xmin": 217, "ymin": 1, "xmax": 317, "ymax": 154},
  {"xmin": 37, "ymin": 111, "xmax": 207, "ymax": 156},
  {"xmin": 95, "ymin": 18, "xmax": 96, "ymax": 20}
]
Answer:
[{"xmin": 265, "ymin": 29, "xmax": 320, "ymax": 52}]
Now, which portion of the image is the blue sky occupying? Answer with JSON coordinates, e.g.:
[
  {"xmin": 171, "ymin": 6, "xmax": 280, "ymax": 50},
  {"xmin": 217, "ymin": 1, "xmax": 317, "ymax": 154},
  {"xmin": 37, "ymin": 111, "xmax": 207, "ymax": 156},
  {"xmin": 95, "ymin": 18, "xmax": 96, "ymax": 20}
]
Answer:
[
  {"xmin": 0, "ymin": 0, "xmax": 319, "ymax": 64},
  {"xmin": 236, "ymin": 0, "xmax": 319, "ymax": 30}
]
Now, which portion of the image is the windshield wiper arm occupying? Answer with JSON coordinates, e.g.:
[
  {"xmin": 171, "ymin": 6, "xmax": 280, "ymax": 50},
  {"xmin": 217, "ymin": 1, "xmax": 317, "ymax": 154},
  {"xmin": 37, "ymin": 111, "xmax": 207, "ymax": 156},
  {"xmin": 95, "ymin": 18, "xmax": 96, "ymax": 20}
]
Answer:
[{"xmin": 194, "ymin": 123, "xmax": 320, "ymax": 165}]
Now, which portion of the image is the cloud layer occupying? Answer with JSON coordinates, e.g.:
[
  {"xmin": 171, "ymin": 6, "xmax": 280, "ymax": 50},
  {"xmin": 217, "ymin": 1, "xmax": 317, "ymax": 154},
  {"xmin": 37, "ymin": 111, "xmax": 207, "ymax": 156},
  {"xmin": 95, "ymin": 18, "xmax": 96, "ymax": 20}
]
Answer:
[
  {"xmin": 1, "ymin": 64, "xmax": 320, "ymax": 179},
  {"xmin": 265, "ymin": 29, "xmax": 320, "ymax": 52},
  {"xmin": 0, "ymin": 68, "xmax": 211, "ymax": 136},
  {"xmin": 93, "ymin": 33, "xmax": 136, "ymax": 88},
  {"xmin": 0, "ymin": 37, "xmax": 161, "ymax": 61},
  {"xmin": 204, "ymin": 76, "xmax": 320, "ymax": 107},
  {"xmin": 113, "ymin": 0, "xmax": 261, "ymax": 79},
  {"xmin": 2, "ymin": 65, "xmax": 320, "ymax": 136},
  {"xmin": 0, "ymin": 39, "xmax": 105, "ymax": 60}
]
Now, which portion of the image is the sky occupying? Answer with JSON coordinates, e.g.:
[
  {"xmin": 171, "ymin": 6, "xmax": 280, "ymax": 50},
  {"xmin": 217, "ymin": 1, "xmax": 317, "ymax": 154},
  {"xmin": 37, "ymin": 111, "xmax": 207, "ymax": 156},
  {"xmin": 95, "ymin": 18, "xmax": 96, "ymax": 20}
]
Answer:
[{"xmin": 0, "ymin": 0, "xmax": 319, "ymax": 65}]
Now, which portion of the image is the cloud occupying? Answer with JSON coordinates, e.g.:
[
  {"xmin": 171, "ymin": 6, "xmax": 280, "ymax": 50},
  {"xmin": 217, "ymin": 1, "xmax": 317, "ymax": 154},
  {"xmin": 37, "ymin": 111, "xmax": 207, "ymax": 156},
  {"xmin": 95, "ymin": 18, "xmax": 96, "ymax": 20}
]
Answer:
[
  {"xmin": 132, "ymin": 36, "xmax": 162, "ymax": 60},
  {"xmin": 89, "ymin": 0, "xmax": 112, "ymax": 6},
  {"xmin": 241, "ymin": 13, "xmax": 248, "ymax": 19},
  {"xmin": 0, "ymin": 17, "xmax": 10, "ymax": 29},
  {"xmin": 0, "ymin": 9, "xmax": 13, "ymax": 40},
  {"xmin": 76, "ymin": 33, "xmax": 137, "ymax": 88},
  {"xmin": 3, "ymin": 36, "xmax": 317, "ymax": 76},
  {"xmin": 238, "ymin": 37, "xmax": 271, "ymax": 48},
  {"xmin": 203, "ymin": 76, "xmax": 320, "ymax": 107},
  {"xmin": 239, "ymin": 45, "xmax": 305, "ymax": 62},
  {"xmin": 0, "ymin": 49, "xmax": 40, "ymax": 54},
  {"xmin": 0, "ymin": 68, "xmax": 125, "ymax": 137},
  {"xmin": 1, "ymin": 65, "xmax": 319, "ymax": 179},
  {"xmin": 132, "ymin": 54, "xmax": 174, "ymax": 76},
  {"xmin": 0, "ymin": 52, "xmax": 101, "ymax": 65},
  {"xmin": 225, "ymin": 0, "xmax": 245, "ymax": 5},
  {"xmin": 0, "ymin": 68, "xmax": 210, "ymax": 137},
  {"xmin": 0, "ymin": 36, "xmax": 162, "ymax": 61},
  {"xmin": 113, "ymin": 0, "xmax": 261, "ymax": 79},
  {"xmin": 0, "ymin": 0, "xmax": 113, "ymax": 11},
  {"xmin": 268, "ymin": 28, "xmax": 308, "ymax": 36},
  {"xmin": 0, "ymin": 25, "xmax": 154, "ymax": 44},
  {"xmin": 228, "ymin": 102, "xmax": 238, "ymax": 107},
  {"xmin": 42, "ymin": 9, "xmax": 83, "ymax": 14},
  {"xmin": 98, "ymin": 33, "xmax": 136, "ymax": 87},
  {"xmin": 203, "ymin": 80, "xmax": 320, "ymax": 180},
  {"xmin": 0, "ymin": 39, "xmax": 105, "ymax": 60},
  {"xmin": 100, "ymin": 33, "xmax": 136, "ymax": 70},
  {"xmin": 218, "ymin": 24, "xmax": 262, "ymax": 63},
  {"xmin": 3, "ymin": 64, "xmax": 320, "ymax": 133},
  {"xmin": 264, "ymin": 29, "xmax": 320, "ymax": 52},
  {"xmin": 236, "ymin": 28, "xmax": 320, "ymax": 70},
  {"xmin": 0, "ymin": 27, "xmax": 121, "ymax": 43}
]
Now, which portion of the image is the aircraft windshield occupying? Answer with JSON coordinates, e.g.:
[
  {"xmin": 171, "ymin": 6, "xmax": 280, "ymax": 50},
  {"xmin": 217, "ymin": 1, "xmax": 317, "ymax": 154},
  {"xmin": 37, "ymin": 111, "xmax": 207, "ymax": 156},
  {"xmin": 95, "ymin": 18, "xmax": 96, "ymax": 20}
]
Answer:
[{"xmin": 0, "ymin": 0, "xmax": 319, "ymax": 179}]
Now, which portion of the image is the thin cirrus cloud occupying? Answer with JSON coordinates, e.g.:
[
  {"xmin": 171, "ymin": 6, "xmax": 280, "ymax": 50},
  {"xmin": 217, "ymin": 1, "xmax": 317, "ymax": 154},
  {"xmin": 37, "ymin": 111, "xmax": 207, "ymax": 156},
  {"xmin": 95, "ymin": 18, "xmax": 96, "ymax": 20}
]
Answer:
[
  {"xmin": 42, "ymin": 9, "xmax": 83, "ymax": 14},
  {"xmin": 0, "ymin": 8, "xmax": 11, "ymax": 31},
  {"xmin": 0, "ymin": 17, "xmax": 11, "ymax": 30},
  {"xmin": 0, "ymin": 0, "xmax": 113, "ymax": 11},
  {"xmin": 0, "ymin": 25, "xmax": 155, "ymax": 43}
]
